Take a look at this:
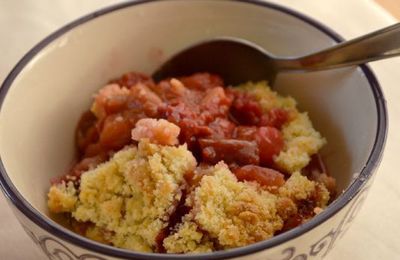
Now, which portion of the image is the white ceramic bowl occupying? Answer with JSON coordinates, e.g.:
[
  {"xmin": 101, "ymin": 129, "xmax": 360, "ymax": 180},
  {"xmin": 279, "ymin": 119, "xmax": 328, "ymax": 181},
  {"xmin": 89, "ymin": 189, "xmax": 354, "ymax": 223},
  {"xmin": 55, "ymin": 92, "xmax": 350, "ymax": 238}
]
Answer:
[{"xmin": 0, "ymin": 1, "xmax": 387, "ymax": 259}]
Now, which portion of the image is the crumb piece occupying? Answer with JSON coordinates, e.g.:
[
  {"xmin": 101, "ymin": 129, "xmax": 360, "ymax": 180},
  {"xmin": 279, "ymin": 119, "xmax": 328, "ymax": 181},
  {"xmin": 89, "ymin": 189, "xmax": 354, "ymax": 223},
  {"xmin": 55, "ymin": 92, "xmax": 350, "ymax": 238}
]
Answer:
[
  {"xmin": 279, "ymin": 172, "xmax": 330, "ymax": 209},
  {"xmin": 279, "ymin": 172, "xmax": 315, "ymax": 201},
  {"xmin": 314, "ymin": 207, "xmax": 323, "ymax": 215},
  {"xmin": 47, "ymin": 181, "xmax": 77, "ymax": 213},
  {"xmin": 276, "ymin": 197, "xmax": 297, "ymax": 220},
  {"xmin": 313, "ymin": 172, "xmax": 337, "ymax": 195},
  {"xmin": 73, "ymin": 147, "xmax": 135, "ymax": 230},
  {"xmin": 164, "ymin": 216, "xmax": 214, "ymax": 253},
  {"xmin": 188, "ymin": 162, "xmax": 283, "ymax": 248},
  {"xmin": 131, "ymin": 118, "xmax": 180, "ymax": 146},
  {"xmin": 275, "ymin": 113, "xmax": 326, "ymax": 173},
  {"xmin": 316, "ymin": 183, "xmax": 330, "ymax": 208},
  {"xmin": 235, "ymin": 81, "xmax": 297, "ymax": 113}
]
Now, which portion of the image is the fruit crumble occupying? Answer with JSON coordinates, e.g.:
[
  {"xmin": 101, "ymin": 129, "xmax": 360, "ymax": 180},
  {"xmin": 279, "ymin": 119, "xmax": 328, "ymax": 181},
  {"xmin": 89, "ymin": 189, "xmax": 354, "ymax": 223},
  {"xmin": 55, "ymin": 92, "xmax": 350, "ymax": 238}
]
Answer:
[{"xmin": 48, "ymin": 72, "xmax": 336, "ymax": 253}]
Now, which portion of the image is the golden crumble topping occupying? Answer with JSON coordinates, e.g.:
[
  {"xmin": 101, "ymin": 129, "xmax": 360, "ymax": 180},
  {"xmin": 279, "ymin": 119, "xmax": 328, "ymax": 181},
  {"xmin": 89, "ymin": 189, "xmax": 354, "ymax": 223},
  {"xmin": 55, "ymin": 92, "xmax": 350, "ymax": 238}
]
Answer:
[
  {"xmin": 48, "ymin": 76, "xmax": 334, "ymax": 254},
  {"xmin": 236, "ymin": 81, "xmax": 297, "ymax": 113},
  {"xmin": 275, "ymin": 113, "xmax": 326, "ymax": 173},
  {"xmin": 48, "ymin": 139, "xmax": 196, "ymax": 252},
  {"xmin": 47, "ymin": 181, "xmax": 77, "ymax": 213},
  {"xmin": 163, "ymin": 216, "xmax": 214, "ymax": 253},
  {"xmin": 188, "ymin": 162, "xmax": 283, "ymax": 248}
]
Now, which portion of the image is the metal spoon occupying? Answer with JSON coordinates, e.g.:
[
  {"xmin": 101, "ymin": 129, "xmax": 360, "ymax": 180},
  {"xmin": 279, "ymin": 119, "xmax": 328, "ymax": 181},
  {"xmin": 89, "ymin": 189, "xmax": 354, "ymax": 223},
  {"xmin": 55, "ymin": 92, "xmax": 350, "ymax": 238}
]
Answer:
[{"xmin": 153, "ymin": 23, "xmax": 400, "ymax": 85}]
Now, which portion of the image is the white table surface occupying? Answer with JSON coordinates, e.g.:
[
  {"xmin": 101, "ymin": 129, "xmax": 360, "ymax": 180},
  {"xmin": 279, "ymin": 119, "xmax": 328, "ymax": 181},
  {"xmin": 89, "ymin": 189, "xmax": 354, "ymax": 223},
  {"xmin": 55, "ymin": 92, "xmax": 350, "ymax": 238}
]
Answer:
[{"xmin": 1, "ymin": 0, "xmax": 400, "ymax": 259}]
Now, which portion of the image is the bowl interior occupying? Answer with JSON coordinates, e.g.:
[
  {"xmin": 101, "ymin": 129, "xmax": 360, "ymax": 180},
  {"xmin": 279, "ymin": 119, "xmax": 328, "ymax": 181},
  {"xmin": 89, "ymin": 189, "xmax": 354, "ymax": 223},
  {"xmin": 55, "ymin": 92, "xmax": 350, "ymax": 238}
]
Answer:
[{"xmin": 0, "ymin": 0, "xmax": 377, "ymax": 232}]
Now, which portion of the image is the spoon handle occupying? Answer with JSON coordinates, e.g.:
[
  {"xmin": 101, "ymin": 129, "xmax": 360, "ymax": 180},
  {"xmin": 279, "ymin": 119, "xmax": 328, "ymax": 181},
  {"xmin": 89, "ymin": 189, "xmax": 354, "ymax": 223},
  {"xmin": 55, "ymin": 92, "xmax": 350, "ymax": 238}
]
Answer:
[{"xmin": 276, "ymin": 23, "xmax": 400, "ymax": 71}]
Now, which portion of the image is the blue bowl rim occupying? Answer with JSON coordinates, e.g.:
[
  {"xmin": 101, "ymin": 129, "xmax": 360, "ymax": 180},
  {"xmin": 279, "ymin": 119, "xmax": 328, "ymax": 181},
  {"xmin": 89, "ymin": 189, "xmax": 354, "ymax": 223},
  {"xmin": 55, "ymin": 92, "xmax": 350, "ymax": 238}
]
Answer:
[{"xmin": 0, "ymin": 0, "xmax": 387, "ymax": 259}]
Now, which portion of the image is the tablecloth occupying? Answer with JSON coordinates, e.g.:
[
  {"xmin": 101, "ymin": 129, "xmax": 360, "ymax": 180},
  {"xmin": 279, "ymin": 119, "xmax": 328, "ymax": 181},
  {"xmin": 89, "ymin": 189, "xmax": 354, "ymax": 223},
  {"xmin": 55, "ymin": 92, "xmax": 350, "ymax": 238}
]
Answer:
[{"xmin": 1, "ymin": 0, "xmax": 399, "ymax": 259}]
